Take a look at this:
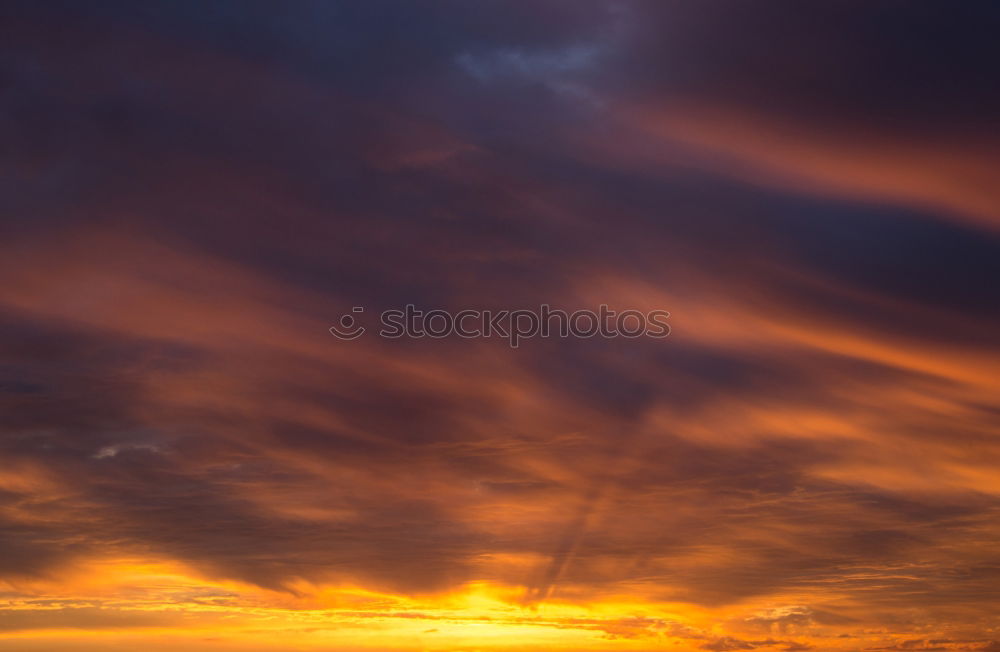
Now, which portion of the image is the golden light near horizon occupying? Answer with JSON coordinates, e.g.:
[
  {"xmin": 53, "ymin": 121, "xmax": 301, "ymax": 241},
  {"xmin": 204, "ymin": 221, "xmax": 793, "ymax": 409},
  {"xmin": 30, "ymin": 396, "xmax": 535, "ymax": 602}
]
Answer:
[{"xmin": 0, "ymin": 558, "xmax": 897, "ymax": 651}]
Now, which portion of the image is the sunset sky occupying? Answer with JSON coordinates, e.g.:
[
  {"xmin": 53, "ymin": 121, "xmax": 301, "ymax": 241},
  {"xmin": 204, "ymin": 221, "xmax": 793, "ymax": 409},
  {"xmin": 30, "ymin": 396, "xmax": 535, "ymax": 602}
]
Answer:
[{"xmin": 3, "ymin": 2, "xmax": 1000, "ymax": 651}]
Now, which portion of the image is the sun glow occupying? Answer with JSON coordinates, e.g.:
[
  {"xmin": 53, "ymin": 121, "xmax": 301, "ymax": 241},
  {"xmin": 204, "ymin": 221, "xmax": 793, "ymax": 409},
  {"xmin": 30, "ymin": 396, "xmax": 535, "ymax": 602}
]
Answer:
[{"xmin": 0, "ymin": 560, "xmax": 740, "ymax": 651}]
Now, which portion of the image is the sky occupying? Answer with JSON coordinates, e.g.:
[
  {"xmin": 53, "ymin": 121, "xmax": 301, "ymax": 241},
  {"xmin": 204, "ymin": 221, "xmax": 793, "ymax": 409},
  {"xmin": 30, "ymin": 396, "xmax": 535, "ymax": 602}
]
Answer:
[{"xmin": 2, "ymin": 1, "xmax": 1000, "ymax": 651}]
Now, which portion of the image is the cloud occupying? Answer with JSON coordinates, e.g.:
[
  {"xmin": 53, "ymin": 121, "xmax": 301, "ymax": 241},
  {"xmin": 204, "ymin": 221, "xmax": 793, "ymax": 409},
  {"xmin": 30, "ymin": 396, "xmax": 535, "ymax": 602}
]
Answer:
[{"xmin": 2, "ymin": 1, "xmax": 1000, "ymax": 650}]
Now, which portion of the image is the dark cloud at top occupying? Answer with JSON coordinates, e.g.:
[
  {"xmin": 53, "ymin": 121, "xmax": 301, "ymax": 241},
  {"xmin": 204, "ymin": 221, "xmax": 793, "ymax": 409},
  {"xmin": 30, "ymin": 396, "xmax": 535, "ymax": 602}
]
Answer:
[{"xmin": 611, "ymin": 0, "xmax": 1000, "ymax": 130}]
